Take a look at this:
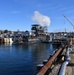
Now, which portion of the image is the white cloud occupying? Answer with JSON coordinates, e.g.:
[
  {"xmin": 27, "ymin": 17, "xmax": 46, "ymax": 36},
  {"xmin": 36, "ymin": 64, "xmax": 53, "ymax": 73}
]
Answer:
[{"xmin": 32, "ymin": 11, "xmax": 51, "ymax": 26}]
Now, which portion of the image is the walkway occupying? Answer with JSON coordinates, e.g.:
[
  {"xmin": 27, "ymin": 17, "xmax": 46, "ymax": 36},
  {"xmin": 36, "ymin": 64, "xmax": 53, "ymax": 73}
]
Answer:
[{"xmin": 65, "ymin": 45, "xmax": 74, "ymax": 75}]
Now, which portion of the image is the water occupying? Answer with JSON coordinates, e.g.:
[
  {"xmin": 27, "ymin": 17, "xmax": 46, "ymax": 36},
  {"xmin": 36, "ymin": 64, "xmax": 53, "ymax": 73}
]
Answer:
[{"xmin": 0, "ymin": 43, "xmax": 58, "ymax": 75}]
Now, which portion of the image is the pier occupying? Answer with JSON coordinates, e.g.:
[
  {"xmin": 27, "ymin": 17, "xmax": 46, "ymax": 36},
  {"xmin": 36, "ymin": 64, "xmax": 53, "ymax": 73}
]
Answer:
[
  {"xmin": 36, "ymin": 38, "xmax": 74, "ymax": 75},
  {"xmin": 65, "ymin": 44, "xmax": 74, "ymax": 75}
]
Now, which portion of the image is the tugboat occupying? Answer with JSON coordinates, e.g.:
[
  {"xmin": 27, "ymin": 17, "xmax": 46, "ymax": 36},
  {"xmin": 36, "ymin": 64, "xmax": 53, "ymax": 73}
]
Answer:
[
  {"xmin": 31, "ymin": 24, "xmax": 52, "ymax": 43},
  {"xmin": 13, "ymin": 24, "xmax": 51, "ymax": 45}
]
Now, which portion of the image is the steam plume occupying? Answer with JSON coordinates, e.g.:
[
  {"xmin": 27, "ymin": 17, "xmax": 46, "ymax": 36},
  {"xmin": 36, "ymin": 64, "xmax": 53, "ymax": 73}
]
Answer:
[{"xmin": 32, "ymin": 11, "xmax": 51, "ymax": 26}]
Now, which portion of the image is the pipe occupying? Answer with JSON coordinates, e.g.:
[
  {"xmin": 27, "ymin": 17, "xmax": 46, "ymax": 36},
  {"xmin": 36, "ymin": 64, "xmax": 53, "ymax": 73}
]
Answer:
[
  {"xmin": 37, "ymin": 45, "xmax": 65, "ymax": 75},
  {"xmin": 59, "ymin": 47, "xmax": 71, "ymax": 75}
]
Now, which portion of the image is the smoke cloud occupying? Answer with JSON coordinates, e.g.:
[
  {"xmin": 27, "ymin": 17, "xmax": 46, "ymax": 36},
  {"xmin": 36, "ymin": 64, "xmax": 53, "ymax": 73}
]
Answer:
[{"xmin": 32, "ymin": 11, "xmax": 51, "ymax": 26}]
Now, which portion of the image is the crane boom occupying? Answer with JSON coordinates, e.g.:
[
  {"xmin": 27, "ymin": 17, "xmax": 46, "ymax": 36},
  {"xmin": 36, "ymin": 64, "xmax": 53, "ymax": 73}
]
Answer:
[{"xmin": 62, "ymin": 14, "xmax": 74, "ymax": 29}]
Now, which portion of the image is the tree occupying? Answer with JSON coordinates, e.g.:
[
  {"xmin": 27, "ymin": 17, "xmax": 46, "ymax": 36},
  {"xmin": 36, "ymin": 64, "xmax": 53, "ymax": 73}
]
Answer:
[{"xmin": 4, "ymin": 30, "xmax": 8, "ymax": 33}]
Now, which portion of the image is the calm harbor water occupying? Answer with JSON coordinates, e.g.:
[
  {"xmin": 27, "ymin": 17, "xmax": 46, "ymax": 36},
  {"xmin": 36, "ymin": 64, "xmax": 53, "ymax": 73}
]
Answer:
[{"xmin": 0, "ymin": 43, "xmax": 58, "ymax": 75}]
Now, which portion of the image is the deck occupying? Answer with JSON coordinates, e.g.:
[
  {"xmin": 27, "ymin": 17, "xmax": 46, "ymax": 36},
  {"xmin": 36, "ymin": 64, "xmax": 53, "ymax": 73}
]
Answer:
[
  {"xmin": 37, "ymin": 38, "xmax": 74, "ymax": 75},
  {"xmin": 65, "ymin": 45, "xmax": 74, "ymax": 75}
]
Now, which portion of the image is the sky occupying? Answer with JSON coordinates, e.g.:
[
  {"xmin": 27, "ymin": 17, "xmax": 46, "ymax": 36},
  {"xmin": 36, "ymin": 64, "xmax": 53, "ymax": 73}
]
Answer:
[{"xmin": 0, "ymin": 0, "xmax": 74, "ymax": 32}]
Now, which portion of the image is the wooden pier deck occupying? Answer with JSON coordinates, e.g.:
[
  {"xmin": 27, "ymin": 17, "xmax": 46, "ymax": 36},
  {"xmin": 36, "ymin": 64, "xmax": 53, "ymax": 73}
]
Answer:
[
  {"xmin": 65, "ymin": 45, "xmax": 74, "ymax": 75},
  {"xmin": 48, "ymin": 39, "xmax": 74, "ymax": 75},
  {"xmin": 37, "ymin": 38, "xmax": 74, "ymax": 75}
]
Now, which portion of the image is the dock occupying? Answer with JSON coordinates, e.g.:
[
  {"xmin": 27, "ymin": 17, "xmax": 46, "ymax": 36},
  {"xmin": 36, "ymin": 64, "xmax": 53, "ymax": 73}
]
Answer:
[
  {"xmin": 65, "ymin": 38, "xmax": 74, "ymax": 75},
  {"xmin": 65, "ymin": 45, "xmax": 74, "ymax": 75},
  {"xmin": 36, "ymin": 38, "xmax": 74, "ymax": 75}
]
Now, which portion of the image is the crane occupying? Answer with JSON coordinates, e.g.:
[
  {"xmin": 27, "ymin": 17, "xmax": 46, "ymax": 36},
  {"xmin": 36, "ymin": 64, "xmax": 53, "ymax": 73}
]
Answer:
[
  {"xmin": 62, "ymin": 14, "xmax": 74, "ymax": 29},
  {"xmin": 62, "ymin": 14, "xmax": 73, "ymax": 44}
]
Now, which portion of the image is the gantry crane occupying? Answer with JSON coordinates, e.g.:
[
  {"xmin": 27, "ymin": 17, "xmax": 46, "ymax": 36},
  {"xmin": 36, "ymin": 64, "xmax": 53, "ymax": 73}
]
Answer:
[{"xmin": 62, "ymin": 14, "xmax": 74, "ymax": 29}]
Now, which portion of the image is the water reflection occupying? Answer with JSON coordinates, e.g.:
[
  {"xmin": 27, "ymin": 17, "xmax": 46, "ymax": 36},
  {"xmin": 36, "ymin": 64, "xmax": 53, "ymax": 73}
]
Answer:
[
  {"xmin": 30, "ymin": 43, "xmax": 58, "ymax": 64},
  {"xmin": 0, "ymin": 43, "xmax": 58, "ymax": 75}
]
